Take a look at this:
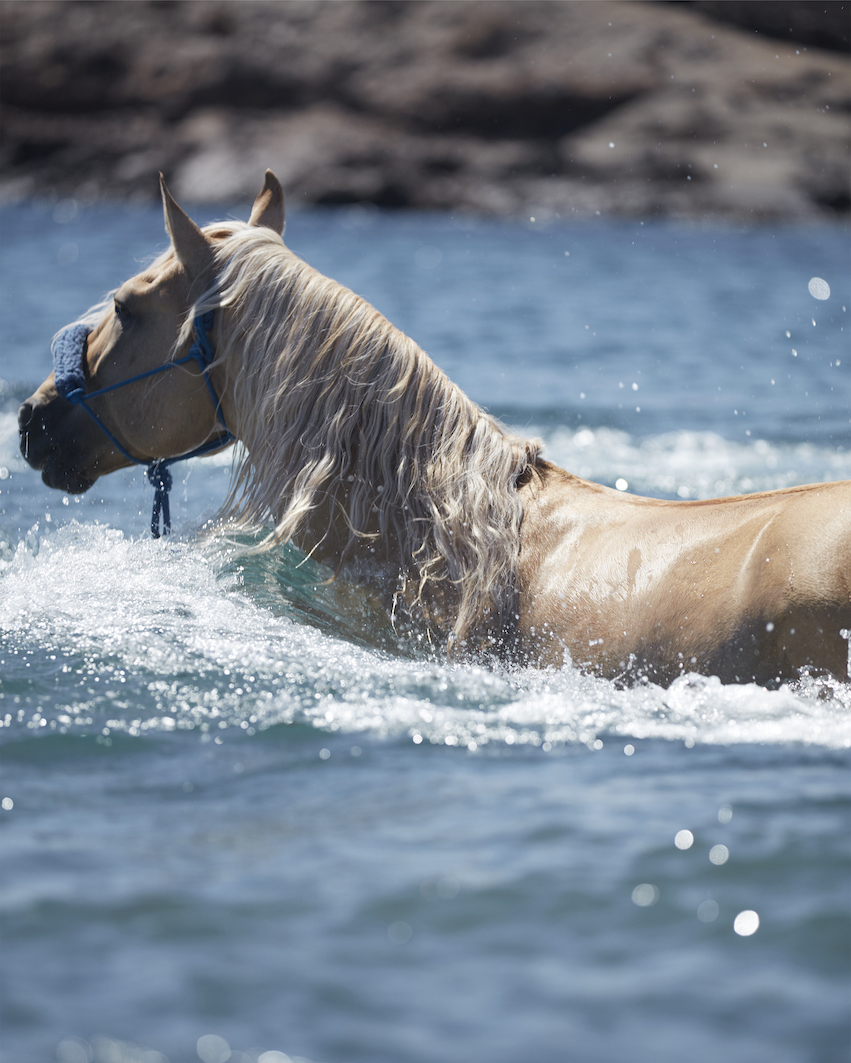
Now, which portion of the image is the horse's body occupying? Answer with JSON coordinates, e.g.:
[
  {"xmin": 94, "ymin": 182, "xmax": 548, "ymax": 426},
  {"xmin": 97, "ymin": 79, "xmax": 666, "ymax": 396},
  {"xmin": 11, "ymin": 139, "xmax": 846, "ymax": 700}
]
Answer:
[
  {"xmin": 518, "ymin": 465, "xmax": 849, "ymax": 684},
  {"xmin": 19, "ymin": 172, "xmax": 851, "ymax": 685}
]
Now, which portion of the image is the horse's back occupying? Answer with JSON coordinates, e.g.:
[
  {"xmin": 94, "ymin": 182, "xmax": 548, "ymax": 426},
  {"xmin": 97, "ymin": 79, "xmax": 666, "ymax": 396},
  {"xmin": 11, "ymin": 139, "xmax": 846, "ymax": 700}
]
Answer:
[{"xmin": 517, "ymin": 465, "xmax": 851, "ymax": 684}]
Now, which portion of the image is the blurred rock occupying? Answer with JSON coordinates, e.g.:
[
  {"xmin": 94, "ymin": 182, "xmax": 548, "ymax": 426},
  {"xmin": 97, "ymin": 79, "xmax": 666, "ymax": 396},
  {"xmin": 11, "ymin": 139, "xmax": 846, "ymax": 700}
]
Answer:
[
  {"xmin": 678, "ymin": 1, "xmax": 850, "ymax": 54},
  {"xmin": 0, "ymin": 0, "xmax": 848, "ymax": 221}
]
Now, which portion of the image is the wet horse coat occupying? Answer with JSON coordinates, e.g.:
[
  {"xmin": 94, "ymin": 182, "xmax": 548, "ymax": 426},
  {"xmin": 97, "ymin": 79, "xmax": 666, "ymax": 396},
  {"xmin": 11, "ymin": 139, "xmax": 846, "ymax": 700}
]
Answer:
[{"xmin": 18, "ymin": 172, "xmax": 851, "ymax": 685}]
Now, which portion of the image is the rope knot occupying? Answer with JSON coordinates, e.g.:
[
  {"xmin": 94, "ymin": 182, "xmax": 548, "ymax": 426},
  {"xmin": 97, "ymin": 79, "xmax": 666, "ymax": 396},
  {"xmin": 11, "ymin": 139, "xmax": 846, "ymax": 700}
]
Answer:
[{"xmin": 147, "ymin": 461, "xmax": 173, "ymax": 538}]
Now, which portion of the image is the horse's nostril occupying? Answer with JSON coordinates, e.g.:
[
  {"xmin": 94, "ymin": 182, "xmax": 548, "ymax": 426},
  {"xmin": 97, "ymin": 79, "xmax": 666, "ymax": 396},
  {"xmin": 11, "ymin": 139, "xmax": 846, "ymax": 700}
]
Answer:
[{"xmin": 18, "ymin": 401, "xmax": 34, "ymax": 430}]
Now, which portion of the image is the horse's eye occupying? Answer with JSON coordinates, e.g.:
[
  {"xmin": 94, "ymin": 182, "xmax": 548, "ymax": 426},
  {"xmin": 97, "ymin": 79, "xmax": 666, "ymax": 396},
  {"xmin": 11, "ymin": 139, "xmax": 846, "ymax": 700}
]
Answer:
[{"xmin": 114, "ymin": 301, "xmax": 132, "ymax": 325}]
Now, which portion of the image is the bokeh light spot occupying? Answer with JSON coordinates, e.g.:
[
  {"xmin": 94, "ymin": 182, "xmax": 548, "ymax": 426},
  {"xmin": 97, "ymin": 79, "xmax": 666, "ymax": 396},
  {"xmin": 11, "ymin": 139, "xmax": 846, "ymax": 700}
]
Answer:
[
  {"xmin": 197, "ymin": 1034, "xmax": 231, "ymax": 1063},
  {"xmin": 388, "ymin": 920, "xmax": 413, "ymax": 943},
  {"xmin": 733, "ymin": 909, "xmax": 760, "ymax": 936},
  {"xmin": 631, "ymin": 883, "xmax": 660, "ymax": 907},
  {"xmin": 808, "ymin": 277, "xmax": 830, "ymax": 300},
  {"xmin": 697, "ymin": 899, "xmax": 719, "ymax": 922}
]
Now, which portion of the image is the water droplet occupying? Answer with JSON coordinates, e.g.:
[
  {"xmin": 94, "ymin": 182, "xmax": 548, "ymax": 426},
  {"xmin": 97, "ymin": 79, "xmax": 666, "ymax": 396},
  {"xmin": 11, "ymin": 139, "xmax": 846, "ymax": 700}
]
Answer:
[
  {"xmin": 388, "ymin": 920, "xmax": 413, "ymax": 943},
  {"xmin": 615, "ymin": 478, "xmax": 628, "ymax": 491},
  {"xmin": 808, "ymin": 277, "xmax": 830, "ymax": 301},
  {"xmin": 733, "ymin": 910, "xmax": 759, "ymax": 936},
  {"xmin": 674, "ymin": 829, "xmax": 694, "ymax": 850},
  {"xmin": 632, "ymin": 883, "xmax": 660, "ymax": 907},
  {"xmin": 709, "ymin": 844, "xmax": 729, "ymax": 865},
  {"xmin": 697, "ymin": 899, "xmax": 719, "ymax": 923},
  {"xmin": 197, "ymin": 1034, "xmax": 231, "ymax": 1063}
]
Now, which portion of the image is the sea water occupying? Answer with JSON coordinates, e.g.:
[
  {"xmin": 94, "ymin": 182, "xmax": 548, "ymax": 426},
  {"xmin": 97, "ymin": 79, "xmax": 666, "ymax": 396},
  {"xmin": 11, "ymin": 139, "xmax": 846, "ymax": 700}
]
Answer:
[{"xmin": 0, "ymin": 203, "xmax": 849, "ymax": 1063}]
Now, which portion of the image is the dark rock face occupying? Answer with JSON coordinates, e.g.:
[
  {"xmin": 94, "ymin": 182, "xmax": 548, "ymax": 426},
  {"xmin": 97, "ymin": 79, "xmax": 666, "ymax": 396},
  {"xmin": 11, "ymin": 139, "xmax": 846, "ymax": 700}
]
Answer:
[
  {"xmin": 1, "ymin": 0, "xmax": 848, "ymax": 221},
  {"xmin": 679, "ymin": 1, "xmax": 851, "ymax": 54}
]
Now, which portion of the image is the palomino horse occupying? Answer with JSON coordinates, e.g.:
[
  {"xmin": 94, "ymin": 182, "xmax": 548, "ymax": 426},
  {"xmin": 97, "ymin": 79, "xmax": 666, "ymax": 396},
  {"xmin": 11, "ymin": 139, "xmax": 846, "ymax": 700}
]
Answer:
[{"xmin": 19, "ymin": 172, "xmax": 851, "ymax": 686}]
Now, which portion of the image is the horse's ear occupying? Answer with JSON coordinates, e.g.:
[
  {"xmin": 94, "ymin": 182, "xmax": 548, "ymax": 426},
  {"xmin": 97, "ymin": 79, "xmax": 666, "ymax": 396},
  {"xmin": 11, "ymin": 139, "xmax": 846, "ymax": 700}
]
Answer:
[
  {"xmin": 248, "ymin": 170, "xmax": 285, "ymax": 235},
  {"xmin": 160, "ymin": 174, "xmax": 215, "ymax": 280}
]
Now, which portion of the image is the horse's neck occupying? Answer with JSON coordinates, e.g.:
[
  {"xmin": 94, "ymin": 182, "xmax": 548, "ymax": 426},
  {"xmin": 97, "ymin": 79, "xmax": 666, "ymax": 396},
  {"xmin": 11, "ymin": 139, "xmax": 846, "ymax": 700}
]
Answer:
[{"xmin": 219, "ymin": 248, "xmax": 533, "ymax": 649}]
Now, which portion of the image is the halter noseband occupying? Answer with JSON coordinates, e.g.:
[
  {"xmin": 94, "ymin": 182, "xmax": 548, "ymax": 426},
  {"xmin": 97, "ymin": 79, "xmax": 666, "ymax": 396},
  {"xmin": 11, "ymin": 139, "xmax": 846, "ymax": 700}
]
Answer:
[{"xmin": 52, "ymin": 311, "xmax": 234, "ymax": 537}]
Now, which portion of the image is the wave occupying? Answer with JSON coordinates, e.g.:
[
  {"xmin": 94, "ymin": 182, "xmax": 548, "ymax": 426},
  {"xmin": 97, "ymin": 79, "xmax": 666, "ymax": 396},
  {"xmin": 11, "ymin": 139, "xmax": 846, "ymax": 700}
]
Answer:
[{"xmin": 2, "ymin": 523, "xmax": 849, "ymax": 753}]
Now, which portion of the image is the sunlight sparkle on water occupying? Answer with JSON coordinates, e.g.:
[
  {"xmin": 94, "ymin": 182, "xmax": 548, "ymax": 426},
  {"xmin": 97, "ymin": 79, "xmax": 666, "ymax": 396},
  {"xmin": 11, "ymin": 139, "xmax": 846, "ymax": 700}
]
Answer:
[
  {"xmin": 697, "ymin": 900, "xmax": 720, "ymax": 923},
  {"xmin": 56, "ymin": 1041, "xmax": 91, "ymax": 1063},
  {"xmin": 388, "ymin": 920, "xmax": 413, "ymax": 944},
  {"xmin": 632, "ymin": 883, "xmax": 660, "ymax": 907},
  {"xmin": 197, "ymin": 1034, "xmax": 231, "ymax": 1063},
  {"xmin": 733, "ymin": 910, "xmax": 760, "ymax": 936},
  {"xmin": 674, "ymin": 829, "xmax": 694, "ymax": 850},
  {"xmin": 718, "ymin": 805, "xmax": 733, "ymax": 823},
  {"xmin": 709, "ymin": 844, "xmax": 730, "ymax": 865}
]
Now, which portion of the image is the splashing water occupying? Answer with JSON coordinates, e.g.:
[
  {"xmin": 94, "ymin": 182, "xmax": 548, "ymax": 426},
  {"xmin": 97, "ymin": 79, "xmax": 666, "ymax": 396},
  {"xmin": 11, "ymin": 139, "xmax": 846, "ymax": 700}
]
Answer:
[{"xmin": 3, "ymin": 521, "xmax": 848, "ymax": 752}]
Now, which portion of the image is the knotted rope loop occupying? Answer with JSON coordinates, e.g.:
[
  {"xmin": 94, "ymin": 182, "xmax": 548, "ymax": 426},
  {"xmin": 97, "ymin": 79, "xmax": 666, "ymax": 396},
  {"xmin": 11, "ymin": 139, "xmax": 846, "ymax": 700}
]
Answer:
[{"xmin": 147, "ymin": 461, "xmax": 173, "ymax": 538}]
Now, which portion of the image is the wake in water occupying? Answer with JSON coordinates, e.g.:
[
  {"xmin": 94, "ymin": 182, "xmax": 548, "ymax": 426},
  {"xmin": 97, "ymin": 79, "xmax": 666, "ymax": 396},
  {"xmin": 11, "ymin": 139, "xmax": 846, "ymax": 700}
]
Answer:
[{"xmin": 2, "ymin": 518, "xmax": 849, "ymax": 752}]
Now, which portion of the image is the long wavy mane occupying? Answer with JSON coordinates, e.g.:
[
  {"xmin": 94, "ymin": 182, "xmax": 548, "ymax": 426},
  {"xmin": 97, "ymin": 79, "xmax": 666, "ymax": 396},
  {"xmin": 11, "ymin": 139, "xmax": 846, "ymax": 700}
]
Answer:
[{"xmin": 189, "ymin": 221, "xmax": 542, "ymax": 650}]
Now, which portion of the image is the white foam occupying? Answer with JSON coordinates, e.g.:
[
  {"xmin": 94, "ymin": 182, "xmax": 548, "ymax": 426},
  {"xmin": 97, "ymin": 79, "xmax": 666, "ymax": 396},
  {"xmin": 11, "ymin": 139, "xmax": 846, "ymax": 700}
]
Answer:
[{"xmin": 2, "ymin": 523, "xmax": 848, "ymax": 751}]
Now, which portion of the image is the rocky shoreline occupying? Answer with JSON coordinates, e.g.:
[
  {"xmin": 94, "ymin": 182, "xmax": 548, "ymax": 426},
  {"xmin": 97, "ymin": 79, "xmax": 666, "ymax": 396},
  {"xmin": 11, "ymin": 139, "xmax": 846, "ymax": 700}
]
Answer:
[{"xmin": 1, "ymin": 1, "xmax": 848, "ymax": 221}]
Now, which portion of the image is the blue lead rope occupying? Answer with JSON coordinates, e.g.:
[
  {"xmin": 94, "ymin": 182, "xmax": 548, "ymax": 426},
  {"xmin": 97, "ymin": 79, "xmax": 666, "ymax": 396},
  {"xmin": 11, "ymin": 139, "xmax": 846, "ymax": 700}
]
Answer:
[
  {"xmin": 52, "ymin": 311, "xmax": 234, "ymax": 537},
  {"xmin": 148, "ymin": 461, "xmax": 172, "ymax": 538}
]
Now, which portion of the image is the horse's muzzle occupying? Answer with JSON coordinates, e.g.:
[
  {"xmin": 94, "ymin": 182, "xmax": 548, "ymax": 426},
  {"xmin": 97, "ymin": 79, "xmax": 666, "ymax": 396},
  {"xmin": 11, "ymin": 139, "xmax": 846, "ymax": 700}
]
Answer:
[{"xmin": 18, "ymin": 393, "xmax": 98, "ymax": 493}]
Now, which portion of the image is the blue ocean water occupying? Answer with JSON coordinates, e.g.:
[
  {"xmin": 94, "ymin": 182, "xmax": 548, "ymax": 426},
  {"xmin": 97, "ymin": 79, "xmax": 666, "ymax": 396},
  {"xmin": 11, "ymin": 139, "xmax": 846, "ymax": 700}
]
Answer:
[{"xmin": 1, "ymin": 201, "xmax": 849, "ymax": 1063}]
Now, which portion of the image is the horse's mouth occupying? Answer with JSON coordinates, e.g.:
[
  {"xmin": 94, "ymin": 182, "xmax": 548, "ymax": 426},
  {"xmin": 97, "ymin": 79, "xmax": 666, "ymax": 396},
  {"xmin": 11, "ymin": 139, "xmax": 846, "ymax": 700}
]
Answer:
[
  {"xmin": 39, "ymin": 455, "xmax": 96, "ymax": 494},
  {"xmin": 19, "ymin": 398, "xmax": 97, "ymax": 494}
]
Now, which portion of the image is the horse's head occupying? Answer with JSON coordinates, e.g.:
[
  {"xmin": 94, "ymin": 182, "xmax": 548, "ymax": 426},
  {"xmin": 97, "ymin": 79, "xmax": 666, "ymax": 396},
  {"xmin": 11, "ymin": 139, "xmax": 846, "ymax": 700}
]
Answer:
[{"xmin": 18, "ymin": 171, "xmax": 285, "ymax": 494}]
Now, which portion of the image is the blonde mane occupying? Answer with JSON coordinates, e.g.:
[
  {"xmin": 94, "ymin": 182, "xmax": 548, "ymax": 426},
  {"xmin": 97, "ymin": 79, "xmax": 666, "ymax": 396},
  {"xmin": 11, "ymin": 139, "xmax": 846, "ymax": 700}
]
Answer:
[{"xmin": 190, "ymin": 221, "xmax": 542, "ymax": 650}]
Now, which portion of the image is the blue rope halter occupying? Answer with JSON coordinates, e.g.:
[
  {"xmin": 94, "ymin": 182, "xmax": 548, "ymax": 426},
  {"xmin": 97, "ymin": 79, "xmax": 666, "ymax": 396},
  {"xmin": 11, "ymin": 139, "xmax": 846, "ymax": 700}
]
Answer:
[{"xmin": 52, "ymin": 311, "xmax": 234, "ymax": 537}]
